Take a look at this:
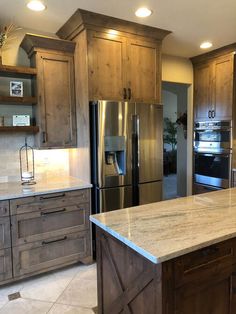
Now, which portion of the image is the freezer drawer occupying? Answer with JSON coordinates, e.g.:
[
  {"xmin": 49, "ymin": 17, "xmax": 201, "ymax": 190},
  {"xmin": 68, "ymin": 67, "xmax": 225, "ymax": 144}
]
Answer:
[
  {"xmin": 98, "ymin": 186, "xmax": 133, "ymax": 212},
  {"xmin": 139, "ymin": 181, "xmax": 162, "ymax": 205}
]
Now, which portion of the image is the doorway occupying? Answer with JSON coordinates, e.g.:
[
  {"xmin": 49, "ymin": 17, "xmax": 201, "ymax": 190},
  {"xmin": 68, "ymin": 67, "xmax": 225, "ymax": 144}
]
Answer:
[{"xmin": 162, "ymin": 81, "xmax": 189, "ymax": 200}]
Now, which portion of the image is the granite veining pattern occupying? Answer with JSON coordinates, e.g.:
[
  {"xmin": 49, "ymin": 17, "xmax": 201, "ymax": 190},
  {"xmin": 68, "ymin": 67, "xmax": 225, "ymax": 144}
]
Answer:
[
  {"xmin": 90, "ymin": 188, "xmax": 236, "ymax": 264},
  {"xmin": 0, "ymin": 176, "xmax": 92, "ymax": 200}
]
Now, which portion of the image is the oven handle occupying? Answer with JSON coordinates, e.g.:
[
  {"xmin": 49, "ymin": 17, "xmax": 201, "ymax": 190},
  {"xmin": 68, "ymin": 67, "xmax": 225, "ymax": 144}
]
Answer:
[{"xmin": 194, "ymin": 152, "xmax": 231, "ymax": 157}]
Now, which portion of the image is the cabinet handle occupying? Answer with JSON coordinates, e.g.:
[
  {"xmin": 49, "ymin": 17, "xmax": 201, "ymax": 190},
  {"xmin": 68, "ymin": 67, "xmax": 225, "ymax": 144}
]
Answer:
[
  {"xmin": 123, "ymin": 88, "xmax": 127, "ymax": 100},
  {"xmin": 208, "ymin": 110, "xmax": 212, "ymax": 118},
  {"xmin": 42, "ymin": 131, "xmax": 47, "ymax": 143},
  {"xmin": 212, "ymin": 110, "xmax": 215, "ymax": 118},
  {"xmin": 41, "ymin": 208, "xmax": 66, "ymax": 216},
  {"xmin": 128, "ymin": 88, "xmax": 131, "ymax": 100},
  {"xmin": 201, "ymin": 247, "xmax": 219, "ymax": 257},
  {"xmin": 39, "ymin": 193, "xmax": 65, "ymax": 200},
  {"xmin": 42, "ymin": 236, "xmax": 67, "ymax": 245}
]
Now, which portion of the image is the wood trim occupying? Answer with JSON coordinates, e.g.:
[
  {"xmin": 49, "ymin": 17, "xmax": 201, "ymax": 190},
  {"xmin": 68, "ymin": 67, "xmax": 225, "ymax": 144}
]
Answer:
[
  {"xmin": 57, "ymin": 9, "xmax": 171, "ymax": 42},
  {"xmin": 0, "ymin": 96, "xmax": 37, "ymax": 105},
  {"xmin": 20, "ymin": 33, "xmax": 76, "ymax": 57},
  {"xmin": 0, "ymin": 65, "xmax": 37, "ymax": 77},
  {"xmin": 191, "ymin": 43, "xmax": 236, "ymax": 64},
  {"xmin": 0, "ymin": 126, "xmax": 39, "ymax": 133}
]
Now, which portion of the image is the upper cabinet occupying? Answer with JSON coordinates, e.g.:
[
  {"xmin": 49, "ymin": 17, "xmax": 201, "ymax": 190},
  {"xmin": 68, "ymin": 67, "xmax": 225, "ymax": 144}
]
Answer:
[
  {"xmin": 191, "ymin": 45, "xmax": 236, "ymax": 121},
  {"xmin": 57, "ymin": 9, "xmax": 170, "ymax": 103},
  {"xmin": 21, "ymin": 35, "xmax": 77, "ymax": 148}
]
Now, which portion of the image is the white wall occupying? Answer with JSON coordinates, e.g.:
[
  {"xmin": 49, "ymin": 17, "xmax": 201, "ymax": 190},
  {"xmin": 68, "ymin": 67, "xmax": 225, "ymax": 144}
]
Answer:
[{"xmin": 162, "ymin": 54, "xmax": 193, "ymax": 195}]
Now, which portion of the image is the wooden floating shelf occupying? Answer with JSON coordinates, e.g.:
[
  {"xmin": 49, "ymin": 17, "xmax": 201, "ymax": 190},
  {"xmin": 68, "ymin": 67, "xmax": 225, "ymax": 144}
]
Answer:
[
  {"xmin": 0, "ymin": 65, "xmax": 37, "ymax": 78},
  {"xmin": 0, "ymin": 126, "xmax": 39, "ymax": 133},
  {"xmin": 0, "ymin": 96, "xmax": 37, "ymax": 105}
]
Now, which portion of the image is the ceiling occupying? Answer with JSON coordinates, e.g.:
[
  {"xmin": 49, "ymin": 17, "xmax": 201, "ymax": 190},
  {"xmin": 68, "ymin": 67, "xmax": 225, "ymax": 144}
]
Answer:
[{"xmin": 1, "ymin": 0, "xmax": 236, "ymax": 58}]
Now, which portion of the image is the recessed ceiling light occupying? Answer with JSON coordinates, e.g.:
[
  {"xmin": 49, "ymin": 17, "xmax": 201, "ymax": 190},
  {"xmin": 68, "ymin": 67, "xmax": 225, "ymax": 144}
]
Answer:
[
  {"xmin": 27, "ymin": 0, "xmax": 46, "ymax": 11},
  {"xmin": 200, "ymin": 41, "xmax": 213, "ymax": 49},
  {"xmin": 135, "ymin": 7, "xmax": 153, "ymax": 18}
]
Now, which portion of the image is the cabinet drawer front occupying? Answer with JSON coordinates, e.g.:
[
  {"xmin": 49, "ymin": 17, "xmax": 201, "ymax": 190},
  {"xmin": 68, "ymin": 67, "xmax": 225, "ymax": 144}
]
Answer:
[
  {"xmin": 10, "ymin": 189, "xmax": 90, "ymax": 215},
  {"xmin": 11, "ymin": 203, "xmax": 90, "ymax": 246},
  {"xmin": 0, "ymin": 217, "xmax": 11, "ymax": 250},
  {"xmin": 0, "ymin": 248, "xmax": 13, "ymax": 282},
  {"xmin": 174, "ymin": 240, "xmax": 235, "ymax": 288},
  {"xmin": 0, "ymin": 201, "xmax": 9, "ymax": 217},
  {"xmin": 13, "ymin": 231, "xmax": 91, "ymax": 277}
]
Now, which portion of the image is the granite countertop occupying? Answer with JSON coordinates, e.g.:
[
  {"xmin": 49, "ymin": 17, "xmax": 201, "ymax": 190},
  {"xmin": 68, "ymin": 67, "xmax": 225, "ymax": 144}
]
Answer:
[
  {"xmin": 90, "ymin": 188, "xmax": 236, "ymax": 264},
  {"xmin": 0, "ymin": 176, "xmax": 92, "ymax": 201}
]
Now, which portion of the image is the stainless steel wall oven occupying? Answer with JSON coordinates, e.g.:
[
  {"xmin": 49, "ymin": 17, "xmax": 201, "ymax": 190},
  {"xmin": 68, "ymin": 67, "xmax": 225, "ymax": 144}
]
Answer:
[{"xmin": 194, "ymin": 121, "xmax": 232, "ymax": 189}]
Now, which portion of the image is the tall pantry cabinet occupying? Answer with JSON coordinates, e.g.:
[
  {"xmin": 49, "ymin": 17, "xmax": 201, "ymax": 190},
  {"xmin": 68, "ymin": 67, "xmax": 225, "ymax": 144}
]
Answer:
[{"xmin": 57, "ymin": 9, "xmax": 170, "ymax": 179}]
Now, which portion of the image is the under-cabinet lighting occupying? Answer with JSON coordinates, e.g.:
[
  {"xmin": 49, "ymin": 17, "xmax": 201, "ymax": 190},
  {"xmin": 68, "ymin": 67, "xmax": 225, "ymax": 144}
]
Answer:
[
  {"xmin": 135, "ymin": 7, "xmax": 152, "ymax": 18},
  {"xmin": 27, "ymin": 0, "xmax": 46, "ymax": 11},
  {"xmin": 200, "ymin": 41, "xmax": 213, "ymax": 49}
]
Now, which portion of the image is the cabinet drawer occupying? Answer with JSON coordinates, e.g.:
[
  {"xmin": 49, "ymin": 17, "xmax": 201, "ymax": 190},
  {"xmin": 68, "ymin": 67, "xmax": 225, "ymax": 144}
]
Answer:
[
  {"xmin": 13, "ymin": 231, "xmax": 91, "ymax": 277},
  {"xmin": 11, "ymin": 203, "xmax": 90, "ymax": 246},
  {"xmin": 0, "ymin": 248, "xmax": 13, "ymax": 282},
  {"xmin": 174, "ymin": 240, "xmax": 236, "ymax": 288},
  {"xmin": 10, "ymin": 189, "xmax": 90, "ymax": 215},
  {"xmin": 0, "ymin": 201, "xmax": 9, "ymax": 217},
  {"xmin": 0, "ymin": 216, "xmax": 11, "ymax": 250}
]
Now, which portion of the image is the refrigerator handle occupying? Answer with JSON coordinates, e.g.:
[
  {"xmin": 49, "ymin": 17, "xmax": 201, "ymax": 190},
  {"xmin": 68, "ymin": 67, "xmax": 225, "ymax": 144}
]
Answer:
[{"xmin": 132, "ymin": 114, "xmax": 139, "ymax": 205}]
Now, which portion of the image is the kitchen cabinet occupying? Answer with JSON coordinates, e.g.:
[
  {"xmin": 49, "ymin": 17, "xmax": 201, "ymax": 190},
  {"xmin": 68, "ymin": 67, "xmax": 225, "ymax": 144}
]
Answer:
[
  {"xmin": 191, "ymin": 45, "xmax": 236, "ymax": 121},
  {"xmin": 0, "ymin": 188, "xmax": 92, "ymax": 286},
  {"xmin": 87, "ymin": 30, "xmax": 161, "ymax": 102},
  {"xmin": 0, "ymin": 201, "xmax": 12, "ymax": 282},
  {"xmin": 21, "ymin": 34, "xmax": 77, "ymax": 148}
]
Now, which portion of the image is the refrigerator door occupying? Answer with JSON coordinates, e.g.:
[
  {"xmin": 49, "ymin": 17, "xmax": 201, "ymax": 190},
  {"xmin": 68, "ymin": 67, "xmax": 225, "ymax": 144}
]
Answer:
[
  {"xmin": 139, "ymin": 181, "xmax": 162, "ymax": 205},
  {"xmin": 98, "ymin": 186, "xmax": 133, "ymax": 212},
  {"xmin": 136, "ymin": 103, "xmax": 163, "ymax": 183},
  {"xmin": 95, "ymin": 101, "xmax": 135, "ymax": 188}
]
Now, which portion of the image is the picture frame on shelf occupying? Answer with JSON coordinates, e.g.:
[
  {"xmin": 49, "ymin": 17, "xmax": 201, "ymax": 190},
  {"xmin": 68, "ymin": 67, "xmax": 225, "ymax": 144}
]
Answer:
[{"xmin": 10, "ymin": 81, "xmax": 23, "ymax": 97}]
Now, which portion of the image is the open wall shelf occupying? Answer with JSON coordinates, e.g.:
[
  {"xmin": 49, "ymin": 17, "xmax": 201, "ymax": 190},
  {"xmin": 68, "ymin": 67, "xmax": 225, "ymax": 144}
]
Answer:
[
  {"xmin": 0, "ymin": 65, "xmax": 37, "ymax": 78},
  {"xmin": 0, "ymin": 96, "xmax": 37, "ymax": 105},
  {"xmin": 0, "ymin": 126, "xmax": 39, "ymax": 133}
]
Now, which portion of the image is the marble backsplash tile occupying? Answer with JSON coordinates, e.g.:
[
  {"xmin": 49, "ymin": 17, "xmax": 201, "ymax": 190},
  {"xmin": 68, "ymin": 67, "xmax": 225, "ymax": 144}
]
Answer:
[{"xmin": 0, "ymin": 134, "xmax": 70, "ymax": 182}]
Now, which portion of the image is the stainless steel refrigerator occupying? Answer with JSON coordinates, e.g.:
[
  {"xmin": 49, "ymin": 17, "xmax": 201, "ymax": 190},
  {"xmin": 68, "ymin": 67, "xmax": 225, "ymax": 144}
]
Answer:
[{"xmin": 90, "ymin": 100, "xmax": 163, "ymax": 214}]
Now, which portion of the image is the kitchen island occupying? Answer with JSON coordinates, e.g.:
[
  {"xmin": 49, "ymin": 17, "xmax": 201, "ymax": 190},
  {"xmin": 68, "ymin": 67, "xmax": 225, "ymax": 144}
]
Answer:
[{"xmin": 90, "ymin": 188, "xmax": 236, "ymax": 314}]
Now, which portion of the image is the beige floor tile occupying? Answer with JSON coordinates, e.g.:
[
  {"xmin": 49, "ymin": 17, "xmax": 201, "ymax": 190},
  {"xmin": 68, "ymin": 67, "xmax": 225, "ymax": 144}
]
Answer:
[
  {"xmin": 75, "ymin": 264, "xmax": 97, "ymax": 281},
  {"xmin": 20, "ymin": 266, "xmax": 80, "ymax": 302},
  {"xmin": 48, "ymin": 303, "xmax": 94, "ymax": 314},
  {"xmin": 57, "ymin": 277, "xmax": 97, "ymax": 308},
  {"xmin": 0, "ymin": 282, "xmax": 25, "ymax": 309},
  {"xmin": 0, "ymin": 298, "xmax": 53, "ymax": 314}
]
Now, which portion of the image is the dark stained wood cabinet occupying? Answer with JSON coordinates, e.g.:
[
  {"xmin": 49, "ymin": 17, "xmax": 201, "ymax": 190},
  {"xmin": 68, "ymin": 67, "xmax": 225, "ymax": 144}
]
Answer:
[
  {"xmin": 21, "ymin": 34, "xmax": 77, "ymax": 148},
  {"xmin": 191, "ymin": 44, "xmax": 236, "ymax": 121},
  {"xmin": 96, "ymin": 227, "xmax": 236, "ymax": 314}
]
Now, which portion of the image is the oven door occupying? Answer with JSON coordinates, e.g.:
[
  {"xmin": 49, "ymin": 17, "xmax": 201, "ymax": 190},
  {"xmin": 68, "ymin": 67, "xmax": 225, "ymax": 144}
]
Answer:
[
  {"xmin": 194, "ymin": 129, "xmax": 231, "ymax": 151},
  {"xmin": 194, "ymin": 152, "xmax": 231, "ymax": 188}
]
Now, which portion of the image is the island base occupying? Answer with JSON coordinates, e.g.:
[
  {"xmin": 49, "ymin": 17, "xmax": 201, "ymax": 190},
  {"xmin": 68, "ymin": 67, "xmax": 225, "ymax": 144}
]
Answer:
[{"xmin": 96, "ymin": 227, "xmax": 236, "ymax": 314}]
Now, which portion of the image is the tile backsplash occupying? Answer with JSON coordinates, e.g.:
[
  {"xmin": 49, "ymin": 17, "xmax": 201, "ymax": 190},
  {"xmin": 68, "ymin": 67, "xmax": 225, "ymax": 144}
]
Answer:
[{"xmin": 0, "ymin": 134, "xmax": 70, "ymax": 182}]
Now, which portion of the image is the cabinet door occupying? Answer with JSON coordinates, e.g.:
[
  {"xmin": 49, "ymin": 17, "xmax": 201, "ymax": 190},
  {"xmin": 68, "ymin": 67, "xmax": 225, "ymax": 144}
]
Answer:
[
  {"xmin": 127, "ymin": 38, "xmax": 161, "ymax": 103},
  {"xmin": 88, "ymin": 31, "xmax": 127, "ymax": 100},
  {"xmin": 37, "ymin": 51, "xmax": 76, "ymax": 148},
  {"xmin": 0, "ymin": 217, "xmax": 11, "ymax": 250},
  {"xmin": 212, "ymin": 53, "xmax": 234, "ymax": 120},
  {"xmin": 194, "ymin": 62, "xmax": 212, "ymax": 121},
  {"xmin": 0, "ymin": 249, "xmax": 13, "ymax": 282}
]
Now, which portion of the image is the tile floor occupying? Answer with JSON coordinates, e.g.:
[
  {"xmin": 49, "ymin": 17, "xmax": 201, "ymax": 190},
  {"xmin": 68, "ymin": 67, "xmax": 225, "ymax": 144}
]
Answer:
[{"xmin": 0, "ymin": 263, "xmax": 97, "ymax": 314}]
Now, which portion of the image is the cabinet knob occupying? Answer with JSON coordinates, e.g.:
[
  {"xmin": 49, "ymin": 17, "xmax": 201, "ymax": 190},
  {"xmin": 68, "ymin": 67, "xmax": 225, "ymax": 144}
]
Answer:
[
  {"xmin": 208, "ymin": 110, "xmax": 211, "ymax": 119},
  {"xmin": 212, "ymin": 110, "xmax": 215, "ymax": 118},
  {"xmin": 42, "ymin": 131, "xmax": 47, "ymax": 143}
]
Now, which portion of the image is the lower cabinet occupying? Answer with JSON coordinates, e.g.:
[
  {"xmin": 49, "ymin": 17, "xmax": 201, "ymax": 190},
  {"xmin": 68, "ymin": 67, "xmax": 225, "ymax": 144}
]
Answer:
[
  {"xmin": 0, "ymin": 249, "xmax": 12, "ymax": 281},
  {"xmin": 13, "ymin": 231, "xmax": 90, "ymax": 277},
  {"xmin": 0, "ymin": 188, "xmax": 92, "ymax": 285}
]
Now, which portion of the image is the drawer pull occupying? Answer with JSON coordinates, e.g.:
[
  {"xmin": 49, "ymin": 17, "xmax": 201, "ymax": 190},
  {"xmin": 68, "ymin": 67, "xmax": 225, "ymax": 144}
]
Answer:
[
  {"xmin": 39, "ymin": 193, "xmax": 65, "ymax": 200},
  {"xmin": 201, "ymin": 247, "xmax": 219, "ymax": 257},
  {"xmin": 41, "ymin": 208, "xmax": 66, "ymax": 216},
  {"xmin": 42, "ymin": 236, "xmax": 67, "ymax": 245}
]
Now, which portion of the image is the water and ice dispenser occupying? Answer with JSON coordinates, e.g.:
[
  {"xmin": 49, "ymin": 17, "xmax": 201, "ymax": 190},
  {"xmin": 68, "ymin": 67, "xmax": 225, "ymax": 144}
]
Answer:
[{"xmin": 104, "ymin": 136, "xmax": 126, "ymax": 177}]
